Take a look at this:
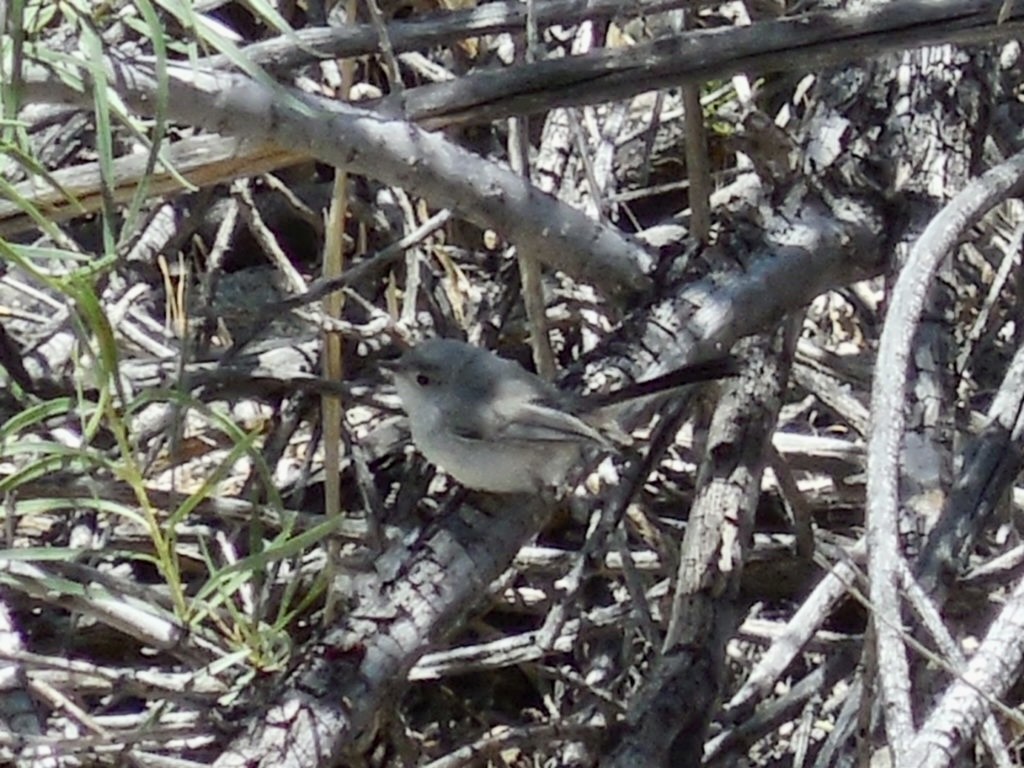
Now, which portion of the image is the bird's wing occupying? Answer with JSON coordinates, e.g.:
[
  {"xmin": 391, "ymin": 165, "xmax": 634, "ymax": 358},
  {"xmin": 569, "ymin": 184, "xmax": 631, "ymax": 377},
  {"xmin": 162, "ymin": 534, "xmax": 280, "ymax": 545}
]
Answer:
[
  {"xmin": 444, "ymin": 392, "xmax": 607, "ymax": 446},
  {"xmin": 491, "ymin": 398, "xmax": 609, "ymax": 446},
  {"xmin": 443, "ymin": 360, "xmax": 610, "ymax": 446}
]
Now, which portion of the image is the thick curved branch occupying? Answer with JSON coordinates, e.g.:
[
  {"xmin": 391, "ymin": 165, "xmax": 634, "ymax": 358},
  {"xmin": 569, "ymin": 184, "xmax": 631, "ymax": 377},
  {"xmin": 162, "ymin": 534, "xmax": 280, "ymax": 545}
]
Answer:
[
  {"xmin": 17, "ymin": 56, "xmax": 651, "ymax": 299},
  {"xmin": 866, "ymin": 148, "xmax": 1024, "ymax": 763}
]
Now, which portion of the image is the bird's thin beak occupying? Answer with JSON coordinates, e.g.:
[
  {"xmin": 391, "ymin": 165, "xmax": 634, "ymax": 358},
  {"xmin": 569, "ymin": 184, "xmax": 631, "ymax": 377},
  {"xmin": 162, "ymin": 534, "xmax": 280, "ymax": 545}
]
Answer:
[
  {"xmin": 379, "ymin": 356, "xmax": 406, "ymax": 377},
  {"xmin": 379, "ymin": 337, "xmax": 414, "ymax": 375}
]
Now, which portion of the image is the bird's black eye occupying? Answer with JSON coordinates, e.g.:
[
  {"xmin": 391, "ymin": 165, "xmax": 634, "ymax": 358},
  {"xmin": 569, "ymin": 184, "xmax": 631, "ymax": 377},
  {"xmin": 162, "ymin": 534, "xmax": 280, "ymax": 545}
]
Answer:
[{"xmin": 416, "ymin": 373, "xmax": 430, "ymax": 386}]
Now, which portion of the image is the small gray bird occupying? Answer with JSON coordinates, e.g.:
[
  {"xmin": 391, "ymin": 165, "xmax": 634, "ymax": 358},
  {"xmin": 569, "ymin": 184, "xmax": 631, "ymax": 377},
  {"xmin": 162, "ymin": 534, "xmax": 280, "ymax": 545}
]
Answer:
[{"xmin": 386, "ymin": 339, "xmax": 737, "ymax": 494}]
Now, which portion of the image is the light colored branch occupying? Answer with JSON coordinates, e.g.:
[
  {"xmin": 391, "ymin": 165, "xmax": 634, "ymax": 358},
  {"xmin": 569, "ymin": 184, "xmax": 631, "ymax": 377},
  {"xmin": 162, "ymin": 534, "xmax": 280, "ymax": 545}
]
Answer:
[{"xmin": 18, "ymin": 56, "xmax": 652, "ymax": 299}]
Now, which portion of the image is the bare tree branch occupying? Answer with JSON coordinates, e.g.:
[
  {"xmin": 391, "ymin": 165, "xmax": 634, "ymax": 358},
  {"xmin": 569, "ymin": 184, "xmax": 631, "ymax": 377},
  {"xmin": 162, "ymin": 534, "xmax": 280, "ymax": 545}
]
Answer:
[{"xmin": 18, "ymin": 56, "xmax": 652, "ymax": 298}]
